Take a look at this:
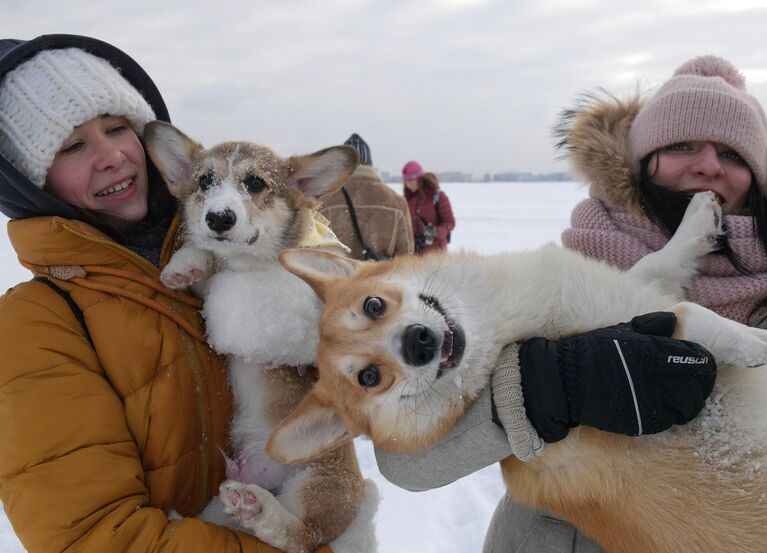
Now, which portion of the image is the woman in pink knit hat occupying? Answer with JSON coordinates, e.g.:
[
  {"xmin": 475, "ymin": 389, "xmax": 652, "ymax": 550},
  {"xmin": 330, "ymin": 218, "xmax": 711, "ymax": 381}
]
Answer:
[
  {"xmin": 421, "ymin": 54, "xmax": 767, "ymax": 553},
  {"xmin": 401, "ymin": 160, "xmax": 456, "ymax": 253},
  {"xmin": 557, "ymin": 55, "xmax": 767, "ymax": 328}
]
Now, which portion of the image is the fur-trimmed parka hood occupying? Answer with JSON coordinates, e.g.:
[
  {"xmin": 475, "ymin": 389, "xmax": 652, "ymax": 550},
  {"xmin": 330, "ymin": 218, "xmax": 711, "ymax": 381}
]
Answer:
[{"xmin": 554, "ymin": 91, "xmax": 646, "ymax": 214}]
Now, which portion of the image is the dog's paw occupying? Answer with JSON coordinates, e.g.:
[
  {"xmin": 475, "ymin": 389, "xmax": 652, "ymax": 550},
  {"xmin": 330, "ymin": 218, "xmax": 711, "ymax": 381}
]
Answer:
[
  {"xmin": 219, "ymin": 480, "xmax": 306, "ymax": 552},
  {"xmin": 220, "ymin": 480, "xmax": 291, "ymax": 532},
  {"xmin": 721, "ymin": 325, "xmax": 767, "ymax": 367},
  {"xmin": 160, "ymin": 247, "xmax": 212, "ymax": 290},
  {"xmin": 220, "ymin": 480, "xmax": 264, "ymax": 526},
  {"xmin": 688, "ymin": 309, "xmax": 767, "ymax": 367},
  {"xmin": 678, "ymin": 302, "xmax": 767, "ymax": 367},
  {"xmin": 675, "ymin": 191, "xmax": 724, "ymax": 252}
]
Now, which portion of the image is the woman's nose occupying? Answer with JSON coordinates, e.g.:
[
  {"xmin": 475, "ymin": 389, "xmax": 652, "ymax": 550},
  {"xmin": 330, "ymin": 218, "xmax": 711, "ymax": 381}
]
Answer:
[
  {"xmin": 690, "ymin": 142, "xmax": 724, "ymax": 178},
  {"xmin": 93, "ymin": 139, "xmax": 126, "ymax": 171}
]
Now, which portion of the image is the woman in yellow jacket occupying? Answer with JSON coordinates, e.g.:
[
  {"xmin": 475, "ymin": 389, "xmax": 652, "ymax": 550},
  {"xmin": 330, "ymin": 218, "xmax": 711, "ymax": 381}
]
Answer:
[{"xmin": 0, "ymin": 34, "xmax": 330, "ymax": 552}]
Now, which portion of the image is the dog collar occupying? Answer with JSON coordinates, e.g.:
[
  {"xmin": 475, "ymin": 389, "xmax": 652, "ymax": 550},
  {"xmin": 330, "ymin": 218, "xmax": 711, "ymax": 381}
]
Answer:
[{"xmin": 298, "ymin": 210, "xmax": 351, "ymax": 253}]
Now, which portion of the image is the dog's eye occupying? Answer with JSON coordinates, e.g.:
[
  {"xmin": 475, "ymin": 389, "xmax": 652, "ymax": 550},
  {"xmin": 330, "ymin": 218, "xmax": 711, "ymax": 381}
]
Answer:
[
  {"xmin": 363, "ymin": 296, "xmax": 386, "ymax": 319},
  {"xmin": 243, "ymin": 174, "xmax": 267, "ymax": 194},
  {"xmin": 357, "ymin": 366, "xmax": 381, "ymax": 388},
  {"xmin": 199, "ymin": 172, "xmax": 214, "ymax": 191}
]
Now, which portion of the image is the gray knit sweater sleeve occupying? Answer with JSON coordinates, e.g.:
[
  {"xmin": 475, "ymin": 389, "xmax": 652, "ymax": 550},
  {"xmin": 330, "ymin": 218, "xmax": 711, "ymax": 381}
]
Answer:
[
  {"xmin": 374, "ymin": 384, "xmax": 511, "ymax": 491},
  {"xmin": 491, "ymin": 343, "xmax": 545, "ymax": 461},
  {"xmin": 375, "ymin": 344, "xmax": 544, "ymax": 491}
]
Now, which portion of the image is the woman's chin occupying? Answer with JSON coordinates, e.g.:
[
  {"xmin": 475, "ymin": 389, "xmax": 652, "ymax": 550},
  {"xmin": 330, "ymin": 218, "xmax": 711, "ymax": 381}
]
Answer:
[{"xmin": 95, "ymin": 185, "xmax": 149, "ymax": 222}]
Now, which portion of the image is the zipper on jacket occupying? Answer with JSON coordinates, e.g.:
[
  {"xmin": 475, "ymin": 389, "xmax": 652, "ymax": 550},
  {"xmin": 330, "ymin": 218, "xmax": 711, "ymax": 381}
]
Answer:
[
  {"xmin": 63, "ymin": 222, "xmax": 215, "ymax": 512},
  {"xmin": 179, "ymin": 329, "xmax": 213, "ymax": 511},
  {"xmin": 62, "ymin": 223, "xmax": 160, "ymax": 275}
]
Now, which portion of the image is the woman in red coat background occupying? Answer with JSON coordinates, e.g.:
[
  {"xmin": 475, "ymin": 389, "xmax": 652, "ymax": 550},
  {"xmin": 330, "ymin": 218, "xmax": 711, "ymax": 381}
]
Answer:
[{"xmin": 402, "ymin": 160, "xmax": 455, "ymax": 253}]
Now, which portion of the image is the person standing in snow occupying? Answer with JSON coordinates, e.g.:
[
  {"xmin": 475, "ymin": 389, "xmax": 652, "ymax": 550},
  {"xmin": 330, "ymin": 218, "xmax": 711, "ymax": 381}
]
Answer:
[
  {"xmin": 320, "ymin": 133, "xmax": 414, "ymax": 260},
  {"xmin": 401, "ymin": 160, "xmax": 455, "ymax": 253},
  {"xmin": 376, "ymin": 57, "xmax": 758, "ymax": 553},
  {"xmin": 0, "ymin": 33, "xmax": 328, "ymax": 553}
]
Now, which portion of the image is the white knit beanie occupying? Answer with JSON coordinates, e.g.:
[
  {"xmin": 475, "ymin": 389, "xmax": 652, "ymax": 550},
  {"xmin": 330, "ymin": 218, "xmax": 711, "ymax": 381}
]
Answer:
[{"xmin": 0, "ymin": 47, "xmax": 156, "ymax": 188}]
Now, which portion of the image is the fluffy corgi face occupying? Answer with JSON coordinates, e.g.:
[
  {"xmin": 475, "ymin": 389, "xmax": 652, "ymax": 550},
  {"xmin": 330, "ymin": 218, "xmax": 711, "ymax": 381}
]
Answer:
[
  {"xmin": 144, "ymin": 121, "xmax": 357, "ymax": 259},
  {"xmin": 268, "ymin": 249, "xmax": 490, "ymax": 464}
]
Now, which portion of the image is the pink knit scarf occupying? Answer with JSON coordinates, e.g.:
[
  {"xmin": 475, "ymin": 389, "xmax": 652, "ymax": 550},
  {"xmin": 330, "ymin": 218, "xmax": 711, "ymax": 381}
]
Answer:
[{"xmin": 562, "ymin": 199, "xmax": 767, "ymax": 326}]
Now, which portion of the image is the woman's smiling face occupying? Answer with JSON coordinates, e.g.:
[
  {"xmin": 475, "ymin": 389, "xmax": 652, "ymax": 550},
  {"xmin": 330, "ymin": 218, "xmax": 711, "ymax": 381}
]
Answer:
[
  {"xmin": 404, "ymin": 177, "xmax": 420, "ymax": 192},
  {"xmin": 649, "ymin": 141, "xmax": 753, "ymax": 214},
  {"xmin": 45, "ymin": 114, "xmax": 149, "ymax": 222}
]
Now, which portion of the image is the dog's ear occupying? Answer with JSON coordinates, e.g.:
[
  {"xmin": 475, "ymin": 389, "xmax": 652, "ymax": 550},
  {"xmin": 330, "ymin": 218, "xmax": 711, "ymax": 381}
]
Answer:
[
  {"xmin": 287, "ymin": 145, "xmax": 358, "ymax": 204},
  {"xmin": 267, "ymin": 392, "xmax": 357, "ymax": 463},
  {"xmin": 278, "ymin": 248, "xmax": 359, "ymax": 302},
  {"xmin": 144, "ymin": 121, "xmax": 203, "ymax": 199}
]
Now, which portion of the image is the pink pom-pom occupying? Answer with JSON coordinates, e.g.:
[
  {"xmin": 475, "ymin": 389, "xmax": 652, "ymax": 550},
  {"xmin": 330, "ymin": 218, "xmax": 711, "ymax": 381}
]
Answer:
[{"xmin": 673, "ymin": 55, "xmax": 746, "ymax": 89}]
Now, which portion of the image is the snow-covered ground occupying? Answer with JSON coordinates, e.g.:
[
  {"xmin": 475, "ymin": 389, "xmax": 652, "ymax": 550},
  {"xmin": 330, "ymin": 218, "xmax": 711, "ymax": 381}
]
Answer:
[{"xmin": 0, "ymin": 180, "xmax": 589, "ymax": 553}]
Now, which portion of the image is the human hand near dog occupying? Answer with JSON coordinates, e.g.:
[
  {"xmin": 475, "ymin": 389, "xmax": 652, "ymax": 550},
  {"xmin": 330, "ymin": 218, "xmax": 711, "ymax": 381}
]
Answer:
[{"xmin": 506, "ymin": 311, "xmax": 717, "ymax": 449}]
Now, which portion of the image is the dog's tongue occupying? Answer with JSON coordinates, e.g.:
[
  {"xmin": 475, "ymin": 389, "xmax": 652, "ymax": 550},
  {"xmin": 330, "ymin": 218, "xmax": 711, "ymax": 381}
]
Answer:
[{"xmin": 440, "ymin": 330, "xmax": 453, "ymax": 362}]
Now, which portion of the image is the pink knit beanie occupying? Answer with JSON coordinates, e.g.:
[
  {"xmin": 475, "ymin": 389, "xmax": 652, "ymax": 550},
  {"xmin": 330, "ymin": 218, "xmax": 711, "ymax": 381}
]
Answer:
[
  {"xmin": 402, "ymin": 160, "xmax": 424, "ymax": 180},
  {"xmin": 628, "ymin": 55, "xmax": 767, "ymax": 189}
]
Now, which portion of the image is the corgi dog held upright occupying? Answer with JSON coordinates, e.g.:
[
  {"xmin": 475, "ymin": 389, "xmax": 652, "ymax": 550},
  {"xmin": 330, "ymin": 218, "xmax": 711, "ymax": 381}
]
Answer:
[
  {"xmin": 143, "ymin": 121, "xmax": 378, "ymax": 553},
  {"xmin": 268, "ymin": 193, "xmax": 767, "ymax": 553}
]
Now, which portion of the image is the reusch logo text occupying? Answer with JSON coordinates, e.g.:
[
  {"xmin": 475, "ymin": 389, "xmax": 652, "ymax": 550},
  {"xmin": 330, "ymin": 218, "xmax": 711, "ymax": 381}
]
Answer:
[{"xmin": 667, "ymin": 355, "xmax": 708, "ymax": 364}]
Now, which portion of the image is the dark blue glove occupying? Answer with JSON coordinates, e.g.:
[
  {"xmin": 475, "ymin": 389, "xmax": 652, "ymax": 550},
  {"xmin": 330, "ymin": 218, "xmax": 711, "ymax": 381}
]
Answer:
[{"xmin": 518, "ymin": 312, "xmax": 716, "ymax": 442}]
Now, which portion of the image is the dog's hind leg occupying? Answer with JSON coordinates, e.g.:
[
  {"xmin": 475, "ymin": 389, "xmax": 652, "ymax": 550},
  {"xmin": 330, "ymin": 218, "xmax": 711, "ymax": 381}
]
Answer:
[
  {"xmin": 220, "ymin": 479, "xmax": 310, "ymax": 552},
  {"xmin": 219, "ymin": 445, "xmax": 367, "ymax": 553},
  {"xmin": 672, "ymin": 301, "xmax": 767, "ymax": 367},
  {"xmin": 630, "ymin": 191, "xmax": 723, "ymax": 298},
  {"xmin": 329, "ymin": 479, "xmax": 379, "ymax": 553}
]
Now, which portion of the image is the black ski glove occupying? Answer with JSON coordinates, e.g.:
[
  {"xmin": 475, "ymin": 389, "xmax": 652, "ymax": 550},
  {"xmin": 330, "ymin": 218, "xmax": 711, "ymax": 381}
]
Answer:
[{"xmin": 518, "ymin": 311, "xmax": 717, "ymax": 443}]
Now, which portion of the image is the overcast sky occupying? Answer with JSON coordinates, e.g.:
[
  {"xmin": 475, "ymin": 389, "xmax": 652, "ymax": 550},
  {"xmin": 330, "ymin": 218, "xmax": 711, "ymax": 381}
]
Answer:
[{"xmin": 7, "ymin": 0, "xmax": 767, "ymax": 177}]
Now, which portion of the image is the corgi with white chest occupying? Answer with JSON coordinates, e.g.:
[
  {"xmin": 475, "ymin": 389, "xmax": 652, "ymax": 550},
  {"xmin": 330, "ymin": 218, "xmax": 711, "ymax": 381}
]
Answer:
[
  {"xmin": 144, "ymin": 121, "xmax": 377, "ymax": 553},
  {"xmin": 267, "ymin": 193, "xmax": 767, "ymax": 553}
]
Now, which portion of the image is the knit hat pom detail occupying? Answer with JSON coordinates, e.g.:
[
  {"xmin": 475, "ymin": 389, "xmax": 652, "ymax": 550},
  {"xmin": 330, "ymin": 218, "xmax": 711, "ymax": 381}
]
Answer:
[{"xmin": 673, "ymin": 55, "xmax": 746, "ymax": 89}]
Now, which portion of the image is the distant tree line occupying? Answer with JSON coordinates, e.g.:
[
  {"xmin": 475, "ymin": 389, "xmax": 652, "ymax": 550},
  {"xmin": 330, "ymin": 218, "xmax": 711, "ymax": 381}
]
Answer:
[{"xmin": 379, "ymin": 170, "xmax": 572, "ymax": 183}]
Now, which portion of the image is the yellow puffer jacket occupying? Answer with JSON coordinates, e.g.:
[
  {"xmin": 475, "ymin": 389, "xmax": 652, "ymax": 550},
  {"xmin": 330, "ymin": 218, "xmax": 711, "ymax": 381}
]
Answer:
[{"xmin": 0, "ymin": 215, "xmax": 327, "ymax": 552}]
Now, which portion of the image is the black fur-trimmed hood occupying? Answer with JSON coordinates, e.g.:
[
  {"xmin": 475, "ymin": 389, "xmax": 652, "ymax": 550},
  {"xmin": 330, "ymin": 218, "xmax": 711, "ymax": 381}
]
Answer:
[{"xmin": 554, "ymin": 91, "xmax": 646, "ymax": 214}]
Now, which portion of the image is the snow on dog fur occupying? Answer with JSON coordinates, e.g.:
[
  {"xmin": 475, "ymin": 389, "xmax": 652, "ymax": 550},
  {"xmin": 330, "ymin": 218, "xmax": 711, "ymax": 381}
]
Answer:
[
  {"xmin": 144, "ymin": 121, "xmax": 378, "ymax": 553},
  {"xmin": 266, "ymin": 193, "xmax": 767, "ymax": 553}
]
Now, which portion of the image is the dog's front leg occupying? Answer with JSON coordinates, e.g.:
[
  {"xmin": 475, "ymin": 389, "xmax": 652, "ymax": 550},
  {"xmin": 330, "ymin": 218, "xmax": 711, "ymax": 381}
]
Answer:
[
  {"xmin": 630, "ymin": 191, "xmax": 723, "ymax": 298},
  {"xmin": 203, "ymin": 268, "xmax": 321, "ymax": 365},
  {"xmin": 672, "ymin": 301, "xmax": 767, "ymax": 367},
  {"xmin": 160, "ymin": 244, "xmax": 214, "ymax": 294}
]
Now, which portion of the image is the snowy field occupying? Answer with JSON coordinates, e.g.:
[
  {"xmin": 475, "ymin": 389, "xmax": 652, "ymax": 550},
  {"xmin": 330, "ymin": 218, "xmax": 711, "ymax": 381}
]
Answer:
[{"xmin": 0, "ymin": 180, "xmax": 589, "ymax": 553}]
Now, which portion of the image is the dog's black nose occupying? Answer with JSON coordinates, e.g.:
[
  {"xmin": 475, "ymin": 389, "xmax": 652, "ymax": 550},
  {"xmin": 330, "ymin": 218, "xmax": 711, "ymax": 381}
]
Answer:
[
  {"xmin": 402, "ymin": 324, "xmax": 438, "ymax": 366},
  {"xmin": 206, "ymin": 209, "xmax": 236, "ymax": 233}
]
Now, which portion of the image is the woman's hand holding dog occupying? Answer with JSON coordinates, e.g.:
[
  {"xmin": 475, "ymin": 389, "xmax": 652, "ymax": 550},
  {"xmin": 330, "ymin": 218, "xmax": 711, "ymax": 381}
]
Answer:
[{"xmin": 507, "ymin": 312, "xmax": 717, "ymax": 446}]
